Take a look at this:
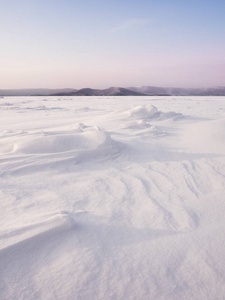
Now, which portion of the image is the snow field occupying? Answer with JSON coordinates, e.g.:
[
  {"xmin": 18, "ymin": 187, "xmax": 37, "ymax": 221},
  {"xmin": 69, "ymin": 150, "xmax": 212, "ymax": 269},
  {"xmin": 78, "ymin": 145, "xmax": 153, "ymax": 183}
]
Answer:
[{"xmin": 0, "ymin": 96, "xmax": 225, "ymax": 299}]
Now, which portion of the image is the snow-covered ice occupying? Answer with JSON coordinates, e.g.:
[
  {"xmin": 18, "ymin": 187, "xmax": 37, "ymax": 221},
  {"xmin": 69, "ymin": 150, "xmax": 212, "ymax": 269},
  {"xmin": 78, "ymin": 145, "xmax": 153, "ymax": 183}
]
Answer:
[{"xmin": 0, "ymin": 96, "xmax": 225, "ymax": 299}]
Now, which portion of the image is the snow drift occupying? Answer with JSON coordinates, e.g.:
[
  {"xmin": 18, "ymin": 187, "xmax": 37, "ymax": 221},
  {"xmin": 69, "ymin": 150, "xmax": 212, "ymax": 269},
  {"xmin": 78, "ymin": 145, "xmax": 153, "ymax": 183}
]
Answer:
[{"xmin": 15, "ymin": 130, "xmax": 113, "ymax": 154}]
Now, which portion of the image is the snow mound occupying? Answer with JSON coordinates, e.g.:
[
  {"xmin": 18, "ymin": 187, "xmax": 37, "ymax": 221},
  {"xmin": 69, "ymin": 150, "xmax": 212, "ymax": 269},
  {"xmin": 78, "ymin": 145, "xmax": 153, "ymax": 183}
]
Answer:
[
  {"xmin": 128, "ymin": 105, "xmax": 159, "ymax": 119},
  {"xmin": 14, "ymin": 126, "xmax": 115, "ymax": 154},
  {"xmin": 116, "ymin": 105, "xmax": 183, "ymax": 121}
]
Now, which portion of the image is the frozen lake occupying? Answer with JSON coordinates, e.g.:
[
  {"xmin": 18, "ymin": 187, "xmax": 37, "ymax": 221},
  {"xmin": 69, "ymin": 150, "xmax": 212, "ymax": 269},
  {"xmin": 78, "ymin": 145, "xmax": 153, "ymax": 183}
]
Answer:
[{"xmin": 0, "ymin": 96, "xmax": 225, "ymax": 299}]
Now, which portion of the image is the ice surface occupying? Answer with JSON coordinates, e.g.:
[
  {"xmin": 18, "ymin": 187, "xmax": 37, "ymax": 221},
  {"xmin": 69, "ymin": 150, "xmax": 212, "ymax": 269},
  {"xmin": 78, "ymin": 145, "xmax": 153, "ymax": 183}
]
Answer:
[{"xmin": 0, "ymin": 96, "xmax": 225, "ymax": 299}]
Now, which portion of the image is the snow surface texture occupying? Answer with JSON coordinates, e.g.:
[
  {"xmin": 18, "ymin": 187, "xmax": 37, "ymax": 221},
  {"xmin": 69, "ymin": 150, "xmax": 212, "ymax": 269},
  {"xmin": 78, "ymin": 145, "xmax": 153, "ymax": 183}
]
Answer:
[{"xmin": 0, "ymin": 96, "xmax": 225, "ymax": 300}]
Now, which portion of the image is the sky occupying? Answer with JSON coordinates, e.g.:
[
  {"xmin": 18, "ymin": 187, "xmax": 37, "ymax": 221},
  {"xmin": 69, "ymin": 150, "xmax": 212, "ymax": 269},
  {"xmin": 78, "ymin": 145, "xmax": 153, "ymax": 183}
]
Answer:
[{"xmin": 1, "ymin": 0, "xmax": 225, "ymax": 89}]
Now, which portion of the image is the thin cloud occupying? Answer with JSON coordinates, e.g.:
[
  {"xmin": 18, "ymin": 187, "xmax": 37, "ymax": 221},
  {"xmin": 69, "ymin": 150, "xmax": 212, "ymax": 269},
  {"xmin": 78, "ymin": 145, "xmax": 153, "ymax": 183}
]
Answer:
[{"xmin": 110, "ymin": 18, "xmax": 150, "ymax": 33}]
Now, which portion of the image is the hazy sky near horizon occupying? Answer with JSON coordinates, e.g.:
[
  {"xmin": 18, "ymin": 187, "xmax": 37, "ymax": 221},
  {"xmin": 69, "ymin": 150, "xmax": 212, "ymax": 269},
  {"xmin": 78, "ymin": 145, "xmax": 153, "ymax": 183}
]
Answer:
[{"xmin": 1, "ymin": 0, "xmax": 225, "ymax": 89}]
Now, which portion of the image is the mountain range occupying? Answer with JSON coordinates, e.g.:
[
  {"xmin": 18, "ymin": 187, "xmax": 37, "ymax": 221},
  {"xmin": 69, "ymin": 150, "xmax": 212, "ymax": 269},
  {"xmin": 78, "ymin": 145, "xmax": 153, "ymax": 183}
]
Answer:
[{"xmin": 1, "ymin": 86, "xmax": 225, "ymax": 97}]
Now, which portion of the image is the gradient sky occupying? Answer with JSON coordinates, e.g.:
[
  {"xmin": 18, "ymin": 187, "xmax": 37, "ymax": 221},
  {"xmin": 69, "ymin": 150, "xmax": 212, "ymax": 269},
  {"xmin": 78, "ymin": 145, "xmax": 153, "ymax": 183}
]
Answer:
[{"xmin": 1, "ymin": 0, "xmax": 225, "ymax": 89}]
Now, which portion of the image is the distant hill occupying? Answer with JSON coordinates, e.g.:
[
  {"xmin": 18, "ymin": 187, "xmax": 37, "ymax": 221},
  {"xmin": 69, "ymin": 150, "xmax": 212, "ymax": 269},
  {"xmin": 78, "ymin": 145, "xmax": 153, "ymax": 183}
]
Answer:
[
  {"xmin": 0, "ymin": 88, "xmax": 77, "ymax": 97},
  {"xmin": 129, "ymin": 86, "xmax": 225, "ymax": 96},
  {"xmin": 1, "ymin": 86, "xmax": 225, "ymax": 97},
  {"xmin": 51, "ymin": 87, "xmax": 146, "ymax": 96}
]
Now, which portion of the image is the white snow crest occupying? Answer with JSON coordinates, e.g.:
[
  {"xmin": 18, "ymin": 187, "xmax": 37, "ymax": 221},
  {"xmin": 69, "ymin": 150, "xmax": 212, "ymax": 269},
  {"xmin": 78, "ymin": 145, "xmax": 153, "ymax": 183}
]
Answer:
[{"xmin": 128, "ymin": 104, "xmax": 158, "ymax": 118}]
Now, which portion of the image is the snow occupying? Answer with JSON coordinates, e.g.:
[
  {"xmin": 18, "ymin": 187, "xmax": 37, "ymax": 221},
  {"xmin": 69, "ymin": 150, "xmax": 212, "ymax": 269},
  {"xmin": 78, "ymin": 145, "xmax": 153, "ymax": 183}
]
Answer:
[{"xmin": 0, "ymin": 96, "xmax": 225, "ymax": 299}]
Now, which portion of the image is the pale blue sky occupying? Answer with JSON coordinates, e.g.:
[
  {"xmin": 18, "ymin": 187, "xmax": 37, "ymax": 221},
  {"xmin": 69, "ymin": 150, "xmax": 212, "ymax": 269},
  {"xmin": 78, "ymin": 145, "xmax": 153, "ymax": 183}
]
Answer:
[{"xmin": 1, "ymin": 0, "xmax": 225, "ymax": 89}]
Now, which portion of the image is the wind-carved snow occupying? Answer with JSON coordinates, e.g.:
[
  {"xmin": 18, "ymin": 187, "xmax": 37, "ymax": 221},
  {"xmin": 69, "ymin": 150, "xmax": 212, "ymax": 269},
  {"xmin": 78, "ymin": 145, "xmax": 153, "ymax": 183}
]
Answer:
[
  {"xmin": 115, "ymin": 104, "xmax": 183, "ymax": 121},
  {"xmin": 0, "ymin": 211, "xmax": 75, "ymax": 251},
  {"xmin": 128, "ymin": 104, "xmax": 159, "ymax": 118},
  {"xmin": 15, "ymin": 129, "xmax": 113, "ymax": 154},
  {"xmin": 0, "ymin": 124, "xmax": 120, "ymax": 162},
  {"xmin": 102, "ymin": 104, "xmax": 182, "ymax": 137},
  {"xmin": 0, "ymin": 96, "xmax": 225, "ymax": 300}
]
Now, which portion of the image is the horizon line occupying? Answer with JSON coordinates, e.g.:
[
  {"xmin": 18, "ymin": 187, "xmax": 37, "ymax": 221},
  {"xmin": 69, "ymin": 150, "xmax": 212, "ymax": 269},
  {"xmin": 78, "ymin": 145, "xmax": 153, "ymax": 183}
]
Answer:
[{"xmin": 1, "ymin": 85, "xmax": 225, "ymax": 90}]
